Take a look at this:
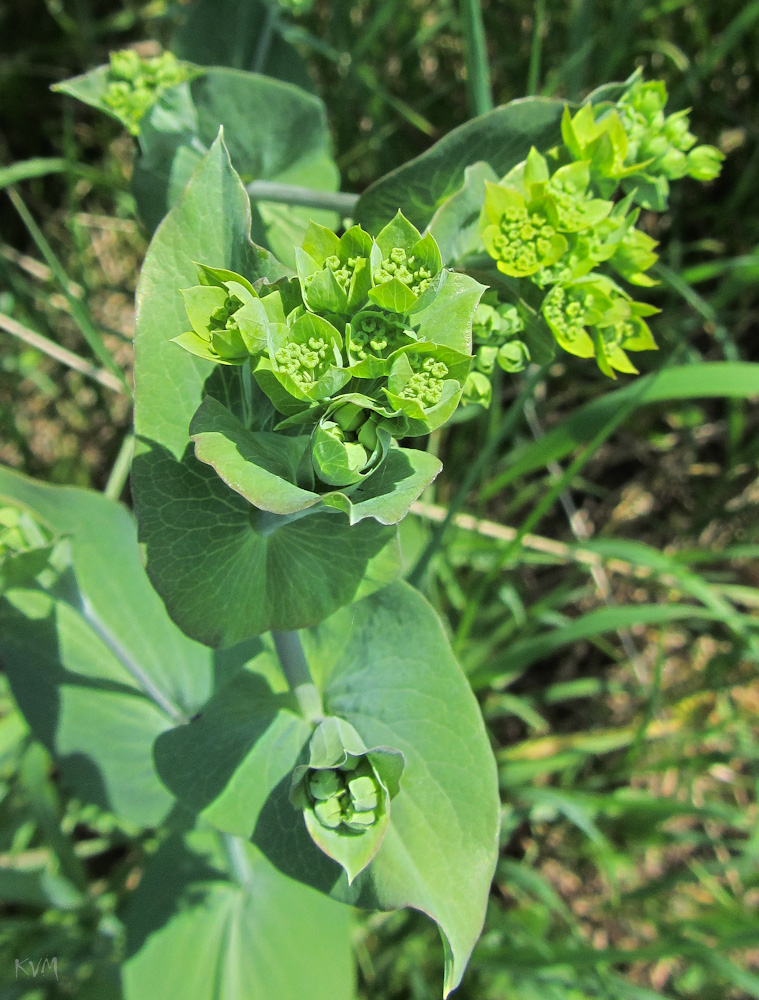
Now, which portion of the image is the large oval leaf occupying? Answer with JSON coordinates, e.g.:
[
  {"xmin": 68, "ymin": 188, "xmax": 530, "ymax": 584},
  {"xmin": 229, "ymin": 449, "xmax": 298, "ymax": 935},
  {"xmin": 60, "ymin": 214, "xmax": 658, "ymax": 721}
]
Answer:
[
  {"xmin": 154, "ymin": 581, "xmax": 500, "ymax": 995},
  {"xmin": 0, "ymin": 468, "xmax": 257, "ymax": 826},
  {"xmin": 131, "ymin": 136, "xmax": 399, "ymax": 647},
  {"xmin": 171, "ymin": 0, "xmax": 314, "ymax": 92},
  {"xmin": 123, "ymin": 829, "xmax": 354, "ymax": 1000},
  {"xmin": 134, "ymin": 67, "xmax": 340, "ymax": 261},
  {"xmin": 354, "ymin": 97, "xmax": 565, "ymax": 234}
]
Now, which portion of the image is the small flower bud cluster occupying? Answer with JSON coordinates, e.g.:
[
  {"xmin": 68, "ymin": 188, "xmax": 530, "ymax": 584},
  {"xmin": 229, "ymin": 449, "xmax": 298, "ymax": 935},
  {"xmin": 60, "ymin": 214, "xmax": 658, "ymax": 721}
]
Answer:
[
  {"xmin": 349, "ymin": 311, "xmax": 412, "ymax": 362},
  {"xmin": 323, "ymin": 253, "xmax": 359, "ymax": 291},
  {"xmin": 478, "ymin": 73, "xmax": 722, "ymax": 380},
  {"xmin": 104, "ymin": 49, "xmax": 189, "ymax": 135},
  {"xmin": 176, "ymin": 213, "xmax": 476, "ymax": 491},
  {"xmin": 488, "ymin": 207, "xmax": 562, "ymax": 278},
  {"xmin": 400, "ymin": 357, "xmax": 449, "ymax": 408},
  {"xmin": 274, "ymin": 337, "xmax": 329, "ymax": 389},
  {"xmin": 308, "ymin": 759, "xmax": 381, "ymax": 833},
  {"xmin": 374, "ymin": 246, "xmax": 434, "ymax": 296}
]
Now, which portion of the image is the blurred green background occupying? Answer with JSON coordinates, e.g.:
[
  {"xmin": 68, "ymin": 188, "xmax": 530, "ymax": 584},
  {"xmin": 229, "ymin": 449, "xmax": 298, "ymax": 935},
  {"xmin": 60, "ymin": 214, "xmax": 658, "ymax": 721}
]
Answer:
[{"xmin": 1, "ymin": 1, "xmax": 758, "ymax": 997}]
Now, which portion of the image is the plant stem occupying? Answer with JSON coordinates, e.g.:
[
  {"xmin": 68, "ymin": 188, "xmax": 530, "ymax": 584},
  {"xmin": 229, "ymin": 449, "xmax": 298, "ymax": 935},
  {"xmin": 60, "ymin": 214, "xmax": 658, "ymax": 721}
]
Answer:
[
  {"xmin": 527, "ymin": 0, "xmax": 547, "ymax": 95},
  {"xmin": 240, "ymin": 362, "xmax": 253, "ymax": 428},
  {"xmin": 253, "ymin": 4, "xmax": 278, "ymax": 74},
  {"xmin": 104, "ymin": 433, "xmax": 134, "ymax": 501},
  {"xmin": 460, "ymin": 0, "xmax": 493, "ymax": 117},
  {"xmin": 220, "ymin": 832, "xmax": 253, "ymax": 888},
  {"xmin": 246, "ymin": 180, "xmax": 358, "ymax": 216},
  {"xmin": 408, "ymin": 367, "xmax": 543, "ymax": 587},
  {"xmin": 271, "ymin": 629, "xmax": 323, "ymax": 723}
]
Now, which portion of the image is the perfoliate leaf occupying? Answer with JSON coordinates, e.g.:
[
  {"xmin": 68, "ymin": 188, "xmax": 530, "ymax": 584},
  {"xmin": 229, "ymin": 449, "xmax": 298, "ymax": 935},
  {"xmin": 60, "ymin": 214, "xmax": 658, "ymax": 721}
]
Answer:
[
  {"xmin": 355, "ymin": 97, "xmax": 565, "ymax": 232},
  {"xmin": 123, "ymin": 829, "xmax": 354, "ymax": 1000},
  {"xmin": 0, "ymin": 468, "xmax": 258, "ymax": 826},
  {"xmin": 154, "ymin": 582, "xmax": 500, "ymax": 996},
  {"xmin": 132, "ymin": 135, "xmax": 398, "ymax": 645}
]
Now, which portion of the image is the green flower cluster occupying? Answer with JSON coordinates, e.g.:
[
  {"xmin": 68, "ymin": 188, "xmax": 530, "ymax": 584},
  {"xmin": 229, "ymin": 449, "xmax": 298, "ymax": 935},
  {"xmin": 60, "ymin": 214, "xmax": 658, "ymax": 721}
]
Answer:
[
  {"xmin": 461, "ymin": 296, "xmax": 530, "ymax": 407},
  {"xmin": 103, "ymin": 49, "xmax": 190, "ymax": 135},
  {"xmin": 562, "ymin": 78, "xmax": 724, "ymax": 211},
  {"xmin": 289, "ymin": 718, "xmax": 405, "ymax": 884},
  {"xmin": 306, "ymin": 758, "xmax": 381, "ymax": 832},
  {"xmin": 479, "ymin": 75, "xmax": 723, "ymax": 378},
  {"xmin": 174, "ymin": 212, "xmax": 478, "ymax": 490}
]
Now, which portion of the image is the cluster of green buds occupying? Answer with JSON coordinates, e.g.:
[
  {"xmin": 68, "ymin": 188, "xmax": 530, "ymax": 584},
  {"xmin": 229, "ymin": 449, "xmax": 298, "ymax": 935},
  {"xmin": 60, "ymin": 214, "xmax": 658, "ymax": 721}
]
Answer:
[
  {"xmin": 561, "ymin": 76, "xmax": 724, "ymax": 210},
  {"xmin": 478, "ymin": 74, "xmax": 722, "ymax": 378},
  {"xmin": 461, "ymin": 296, "xmax": 531, "ymax": 407},
  {"xmin": 174, "ymin": 212, "xmax": 481, "ymax": 491},
  {"xmin": 0, "ymin": 506, "xmax": 55, "ymax": 591},
  {"xmin": 103, "ymin": 49, "xmax": 190, "ymax": 135},
  {"xmin": 290, "ymin": 718, "xmax": 404, "ymax": 883},
  {"xmin": 305, "ymin": 758, "xmax": 381, "ymax": 832}
]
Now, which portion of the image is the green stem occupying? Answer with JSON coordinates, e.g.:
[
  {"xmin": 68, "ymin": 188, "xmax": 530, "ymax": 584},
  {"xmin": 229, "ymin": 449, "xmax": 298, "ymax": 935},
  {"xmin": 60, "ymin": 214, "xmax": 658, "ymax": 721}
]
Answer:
[
  {"xmin": 219, "ymin": 832, "xmax": 253, "ymax": 888},
  {"xmin": 246, "ymin": 179, "xmax": 358, "ymax": 216},
  {"xmin": 253, "ymin": 4, "xmax": 278, "ymax": 74},
  {"xmin": 408, "ymin": 367, "xmax": 543, "ymax": 587},
  {"xmin": 240, "ymin": 362, "xmax": 254, "ymax": 428},
  {"xmin": 527, "ymin": 0, "xmax": 547, "ymax": 95},
  {"xmin": 272, "ymin": 629, "xmax": 324, "ymax": 723},
  {"xmin": 460, "ymin": 0, "xmax": 493, "ymax": 117},
  {"xmin": 104, "ymin": 433, "xmax": 134, "ymax": 501}
]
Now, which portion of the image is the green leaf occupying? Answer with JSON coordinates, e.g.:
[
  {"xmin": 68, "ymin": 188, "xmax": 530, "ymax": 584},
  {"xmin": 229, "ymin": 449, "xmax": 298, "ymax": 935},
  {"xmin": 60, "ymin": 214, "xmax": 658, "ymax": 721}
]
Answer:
[
  {"xmin": 411, "ymin": 269, "xmax": 486, "ymax": 353},
  {"xmin": 133, "ymin": 68, "xmax": 339, "ymax": 258},
  {"xmin": 190, "ymin": 397, "xmax": 441, "ymax": 526},
  {"xmin": 368, "ymin": 276, "xmax": 419, "ymax": 313},
  {"xmin": 375, "ymin": 210, "xmax": 423, "ymax": 256},
  {"xmin": 191, "ymin": 396, "xmax": 317, "ymax": 514},
  {"xmin": 133, "ymin": 136, "xmax": 397, "ymax": 645},
  {"xmin": 171, "ymin": 0, "xmax": 314, "ymax": 92},
  {"xmin": 320, "ymin": 447, "xmax": 443, "ymax": 525},
  {"xmin": 123, "ymin": 829, "xmax": 354, "ymax": 1000},
  {"xmin": 427, "ymin": 161, "xmax": 498, "ymax": 264},
  {"xmin": 355, "ymin": 97, "xmax": 565, "ymax": 232},
  {"xmin": 290, "ymin": 717, "xmax": 405, "ymax": 884},
  {"xmin": 52, "ymin": 64, "xmax": 116, "ymax": 119},
  {"xmin": 155, "ymin": 582, "xmax": 500, "ymax": 995},
  {"xmin": 0, "ymin": 467, "xmax": 256, "ymax": 826}
]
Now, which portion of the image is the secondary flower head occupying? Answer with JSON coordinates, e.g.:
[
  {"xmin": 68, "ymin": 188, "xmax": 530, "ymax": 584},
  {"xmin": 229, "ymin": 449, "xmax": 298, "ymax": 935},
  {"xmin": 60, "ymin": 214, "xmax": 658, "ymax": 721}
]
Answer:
[
  {"xmin": 480, "ymin": 181, "xmax": 567, "ymax": 278},
  {"xmin": 173, "ymin": 264, "xmax": 275, "ymax": 365},
  {"xmin": 562, "ymin": 75, "xmax": 724, "ymax": 209},
  {"xmin": 290, "ymin": 718, "xmax": 405, "ymax": 883},
  {"xmin": 542, "ymin": 275, "xmax": 658, "ymax": 377},
  {"xmin": 103, "ymin": 48, "xmax": 190, "ymax": 135},
  {"xmin": 368, "ymin": 212, "xmax": 443, "ymax": 313},
  {"xmin": 296, "ymin": 222, "xmax": 375, "ymax": 317}
]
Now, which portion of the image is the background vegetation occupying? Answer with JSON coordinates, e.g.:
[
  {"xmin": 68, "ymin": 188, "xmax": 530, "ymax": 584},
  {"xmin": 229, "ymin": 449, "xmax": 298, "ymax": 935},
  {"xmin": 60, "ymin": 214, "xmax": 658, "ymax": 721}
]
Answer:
[{"xmin": 1, "ymin": 0, "xmax": 758, "ymax": 997}]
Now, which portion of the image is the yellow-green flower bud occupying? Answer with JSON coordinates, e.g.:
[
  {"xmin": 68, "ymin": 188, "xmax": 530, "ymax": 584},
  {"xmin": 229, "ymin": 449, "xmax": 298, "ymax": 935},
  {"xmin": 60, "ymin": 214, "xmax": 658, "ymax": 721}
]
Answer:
[
  {"xmin": 309, "ymin": 769, "xmax": 343, "ymax": 800},
  {"xmin": 314, "ymin": 797, "xmax": 343, "ymax": 829},
  {"xmin": 687, "ymin": 145, "xmax": 724, "ymax": 182},
  {"xmin": 348, "ymin": 774, "xmax": 379, "ymax": 812}
]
